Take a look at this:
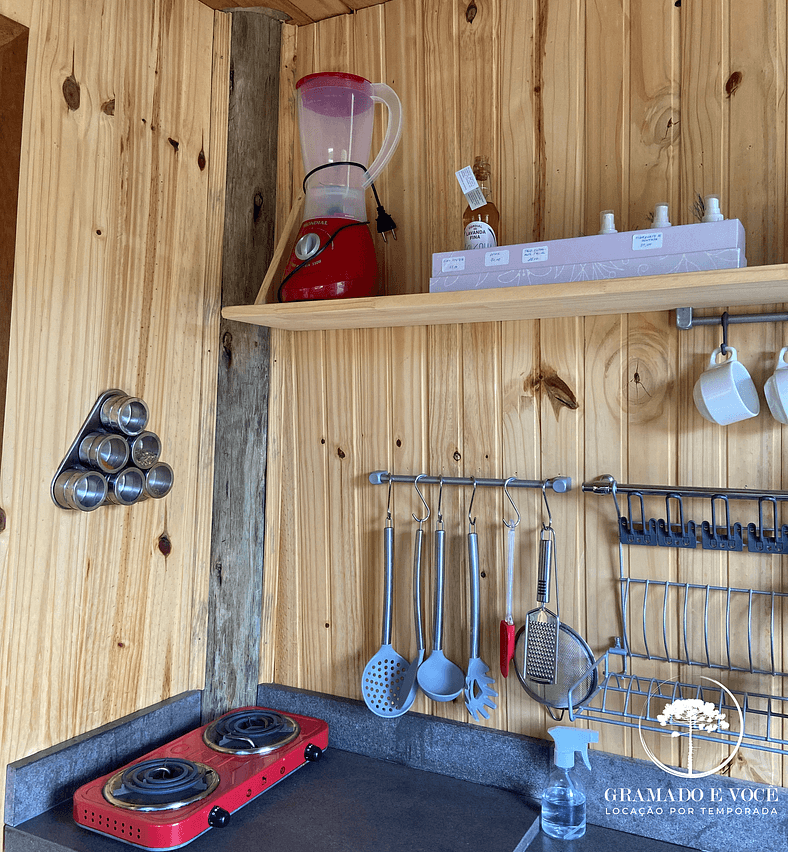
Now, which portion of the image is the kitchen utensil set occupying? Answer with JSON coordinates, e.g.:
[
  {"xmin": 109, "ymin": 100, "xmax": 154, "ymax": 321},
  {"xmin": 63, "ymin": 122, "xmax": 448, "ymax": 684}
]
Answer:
[{"xmin": 363, "ymin": 474, "xmax": 597, "ymax": 720}]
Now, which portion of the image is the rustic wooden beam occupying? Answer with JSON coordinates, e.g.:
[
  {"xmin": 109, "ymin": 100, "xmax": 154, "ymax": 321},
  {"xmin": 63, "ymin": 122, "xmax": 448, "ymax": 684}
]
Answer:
[{"xmin": 202, "ymin": 8, "xmax": 284, "ymax": 722}]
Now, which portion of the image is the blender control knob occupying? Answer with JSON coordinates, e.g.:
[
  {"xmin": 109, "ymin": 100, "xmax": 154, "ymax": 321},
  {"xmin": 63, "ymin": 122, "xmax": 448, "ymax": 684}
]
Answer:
[
  {"xmin": 208, "ymin": 806, "xmax": 231, "ymax": 828},
  {"xmin": 304, "ymin": 743, "xmax": 323, "ymax": 762},
  {"xmin": 295, "ymin": 232, "xmax": 321, "ymax": 261}
]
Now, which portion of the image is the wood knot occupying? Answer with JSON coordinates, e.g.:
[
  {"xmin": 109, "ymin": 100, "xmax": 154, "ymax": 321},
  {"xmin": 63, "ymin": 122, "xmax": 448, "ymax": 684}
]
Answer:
[
  {"xmin": 198, "ymin": 147, "xmax": 206, "ymax": 171},
  {"xmin": 63, "ymin": 73, "xmax": 80, "ymax": 111},
  {"xmin": 101, "ymin": 99, "xmax": 115, "ymax": 116},
  {"xmin": 158, "ymin": 533, "xmax": 172, "ymax": 557},
  {"xmin": 168, "ymin": 137, "xmax": 180, "ymax": 152},
  {"xmin": 337, "ymin": 447, "xmax": 346, "ymax": 459},
  {"xmin": 525, "ymin": 368, "xmax": 579, "ymax": 419},
  {"xmin": 726, "ymin": 71, "xmax": 743, "ymax": 98},
  {"xmin": 221, "ymin": 330, "xmax": 233, "ymax": 368},
  {"xmin": 465, "ymin": 2, "xmax": 477, "ymax": 23}
]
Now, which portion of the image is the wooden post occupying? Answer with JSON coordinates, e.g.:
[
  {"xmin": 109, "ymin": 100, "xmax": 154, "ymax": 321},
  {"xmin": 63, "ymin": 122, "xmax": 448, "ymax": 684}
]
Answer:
[{"xmin": 202, "ymin": 8, "xmax": 285, "ymax": 722}]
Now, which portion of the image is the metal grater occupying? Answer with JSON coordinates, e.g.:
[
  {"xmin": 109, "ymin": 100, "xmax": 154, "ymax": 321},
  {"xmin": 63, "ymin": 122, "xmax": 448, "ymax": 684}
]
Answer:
[
  {"xmin": 525, "ymin": 618, "xmax": 558, "ymax": 683},
  {"xmin": 523, "ymin": 528, "xmax": 560, "ymax": 684}
]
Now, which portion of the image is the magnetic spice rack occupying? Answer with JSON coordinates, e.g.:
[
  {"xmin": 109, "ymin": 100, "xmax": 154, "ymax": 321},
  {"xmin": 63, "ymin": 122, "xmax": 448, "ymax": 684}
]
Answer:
[{"xmin": 566, "ymin": 474, "xmax": 788, "ymax": 754}]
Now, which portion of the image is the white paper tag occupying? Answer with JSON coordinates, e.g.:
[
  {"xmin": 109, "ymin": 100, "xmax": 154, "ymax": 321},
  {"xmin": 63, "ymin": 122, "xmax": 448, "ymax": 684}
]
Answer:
[
  {"xmin": 633, "ymin": 232, "xmax": 664, "ymax": 251},
  {"xmin": 522, "ymin": 246, "xmax": 549, "ymax": 263},
  {"xmin": 442, "ymin": 256, "xmax": 466, "ymax": 273},
  {"xmin": 455, "ymin": 165, "xmax": 486, "ymax": 210},
  {"xmin": 485, "ymin": 249, "xmax": 509, "ymax": 267}
]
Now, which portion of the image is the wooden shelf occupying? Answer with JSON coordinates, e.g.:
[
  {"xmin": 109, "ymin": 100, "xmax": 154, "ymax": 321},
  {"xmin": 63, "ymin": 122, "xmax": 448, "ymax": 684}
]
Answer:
[{"xmin": 222, "ymin": 263, "xmax": 788, "ymax": 331}]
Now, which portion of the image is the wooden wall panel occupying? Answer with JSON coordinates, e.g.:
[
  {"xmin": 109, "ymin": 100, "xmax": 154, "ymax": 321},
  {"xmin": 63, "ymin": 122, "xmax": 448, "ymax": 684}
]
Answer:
[
  {"xmin": 0, "ymin": 0, "xmax": 220, "ymax": 826},
  {"xmin": 265, "ymin": 0, "xmax": 788, "ymax": 782}
]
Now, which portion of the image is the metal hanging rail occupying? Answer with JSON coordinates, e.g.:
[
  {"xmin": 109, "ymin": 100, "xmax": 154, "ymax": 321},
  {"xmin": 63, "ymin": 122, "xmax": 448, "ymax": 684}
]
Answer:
[
  {"xmin": 583, "ymin": 473, "xmax": 788, "ymax": 502},
  {"xmin": 370, "ymin": 471, "xmax": 572, "ymax": 493},
  {"xmin": 676, "ymin": 306, "xmax": 788, "ymax": 330}
]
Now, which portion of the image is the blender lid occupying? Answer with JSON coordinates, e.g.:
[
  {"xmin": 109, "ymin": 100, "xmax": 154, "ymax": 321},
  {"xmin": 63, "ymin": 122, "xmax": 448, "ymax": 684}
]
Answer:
[{"xmin": 297, "ymin": 71, "xmax": 371, "ymax": 92}]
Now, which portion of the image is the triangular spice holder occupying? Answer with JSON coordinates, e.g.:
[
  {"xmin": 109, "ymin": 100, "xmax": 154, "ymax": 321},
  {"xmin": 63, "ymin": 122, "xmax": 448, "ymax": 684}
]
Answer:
[{"xmin": 51, "ymin": 389, "xmax": 174, "ymax": 511}]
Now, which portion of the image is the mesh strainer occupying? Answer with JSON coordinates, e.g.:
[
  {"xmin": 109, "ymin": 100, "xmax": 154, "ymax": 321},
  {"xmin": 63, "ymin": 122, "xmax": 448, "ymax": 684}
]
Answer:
[{"xmin": 513, "ymin": 622, "xmax": 597, "ymax": 717}]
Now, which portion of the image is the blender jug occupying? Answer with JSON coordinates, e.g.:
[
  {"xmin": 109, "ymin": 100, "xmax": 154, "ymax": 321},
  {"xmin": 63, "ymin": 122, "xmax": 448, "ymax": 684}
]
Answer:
[{"xmin": 279, "ymin": 72, "xmax": 402, "ymax": 302}]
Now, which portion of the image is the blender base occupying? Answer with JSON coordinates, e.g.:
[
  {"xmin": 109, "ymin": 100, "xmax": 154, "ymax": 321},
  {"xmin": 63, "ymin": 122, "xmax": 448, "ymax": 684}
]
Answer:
[{"xmin": 279, "ymin": 218, "xmax": 378, "ymax": 302}]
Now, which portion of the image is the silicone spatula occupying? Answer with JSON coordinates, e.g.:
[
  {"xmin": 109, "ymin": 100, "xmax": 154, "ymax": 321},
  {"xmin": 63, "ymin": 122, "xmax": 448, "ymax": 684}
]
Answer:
[{"xmin": 500, "ymin": 523, "xmax": 516, "ymax": 676}]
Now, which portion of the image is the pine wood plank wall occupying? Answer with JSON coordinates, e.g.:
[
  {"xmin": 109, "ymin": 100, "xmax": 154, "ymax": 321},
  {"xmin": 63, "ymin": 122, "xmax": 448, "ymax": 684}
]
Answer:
[
  {"xmin": 264, "ymin": 0, "xmax": 788, "ymax": 784},
  {"xmin": 0, "ymin": 0, "xmax": 222, "ymax": 830}
]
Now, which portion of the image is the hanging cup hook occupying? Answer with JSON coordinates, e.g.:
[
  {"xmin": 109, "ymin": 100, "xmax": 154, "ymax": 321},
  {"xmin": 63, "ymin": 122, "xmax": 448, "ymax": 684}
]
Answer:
[
  {"xmin": 541, "ymin": 479, "xmax": 554, "ymax": 530},
  {"xmin": 412, "ymin": 474, "xmax": 430, "ymax": 526},
  {"xmin": 437, "ymin": 476, "xmax": 445, "ymax": 528},
  {"xmin": 503, "ymin": 476, "xmax": 521, "ymax": 529},
  {"xmin": 720, "ymin": 311, "xmax": 730, "ymax": 357},
  {"xmin": 468, "ymin": 477, "xmax": 478, "ymax": 531}
]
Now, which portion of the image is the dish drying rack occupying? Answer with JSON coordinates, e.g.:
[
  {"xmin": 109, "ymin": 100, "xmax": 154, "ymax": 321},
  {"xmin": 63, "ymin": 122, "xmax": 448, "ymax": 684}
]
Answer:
[{"xmin": 568, "ymin": 474, "xmax": 788, "ymax": 754}]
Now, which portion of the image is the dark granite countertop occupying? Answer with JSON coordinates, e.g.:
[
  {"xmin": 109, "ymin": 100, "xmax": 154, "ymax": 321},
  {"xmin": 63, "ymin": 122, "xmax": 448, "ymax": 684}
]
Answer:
[{"xmin": 6, "ymin": 748, "xmax": 697, "ymax": 852}]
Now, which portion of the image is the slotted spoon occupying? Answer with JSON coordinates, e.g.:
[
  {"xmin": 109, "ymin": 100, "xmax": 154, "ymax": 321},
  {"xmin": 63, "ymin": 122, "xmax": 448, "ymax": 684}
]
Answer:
[{"xmin": 361, "ymin": 517, "xmax": 410, "ymax": 717}]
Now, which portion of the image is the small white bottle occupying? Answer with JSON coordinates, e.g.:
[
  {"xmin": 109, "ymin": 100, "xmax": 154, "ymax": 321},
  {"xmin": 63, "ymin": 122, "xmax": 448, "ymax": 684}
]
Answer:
[
  {"xmin": 652, "ymin": 203, "xmax": 672, "ymax": 228},
  {"xmin": 541, "ymin": 726, "xmax": 600, "ymax": 840},
  {"xmin": 702, "ymin": 194, "xmax": 724, "ymax": 222},
  {"xmin": 598, "ymin": 210, "xmax": 618, "ymax": 234}
]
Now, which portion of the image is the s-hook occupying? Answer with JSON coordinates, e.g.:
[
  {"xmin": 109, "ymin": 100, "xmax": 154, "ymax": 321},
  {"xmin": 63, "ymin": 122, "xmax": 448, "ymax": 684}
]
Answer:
[
  {"xmin": 720, "ymin": 310, "xmax": 730, "ymax": 356},
  {"xmin": 541, "ymin": 479, "xmax": 554, "ymax": 532},
  {"xmin": 385, "ymin": 476, "xmax": 394, "ymax": 527},
  {"xmin": 468, "ymin": 477, "xmax": 478, "ymax": 532},
  {"xmin": 412, "ymin": 473, "xmax": 430, "ymax": 528},
  {"xmin": 503, "ymin": 476, "xmax": 521, "ymax": 529}
]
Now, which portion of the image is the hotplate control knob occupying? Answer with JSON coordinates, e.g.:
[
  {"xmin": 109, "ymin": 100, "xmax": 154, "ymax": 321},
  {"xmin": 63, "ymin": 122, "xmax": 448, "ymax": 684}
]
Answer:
[
  {"xmin": 208, "ymin": 806, "xmax": 231, "ymax": 828},
  {"xmin": 304, "ymin": 743, "xmax": 323, "ymax": 762}
]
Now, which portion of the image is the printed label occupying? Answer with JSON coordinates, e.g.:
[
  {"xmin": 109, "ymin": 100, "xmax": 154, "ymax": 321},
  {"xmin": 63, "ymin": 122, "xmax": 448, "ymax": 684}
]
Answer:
[
  {"xmin": 441, "ymin": 256, "xmax": 466, "ymax": 273},
  {"xmin": 633, "ymin": 232, "xmax": 664, "ymax": 251},
  {"xmin": 485, "ymin": 249, "xmax": 510, "ymax": 267},
  {"xmin": 455, "ymin": 165, "xmax": 486, "ymax": 211},
  {"xmin": 464, "ymin": 221, "xmax": 497, "ymax": 250},
  {"xmin": 522, "ymin": 246, "xmax": 549, "ymax": 263}
]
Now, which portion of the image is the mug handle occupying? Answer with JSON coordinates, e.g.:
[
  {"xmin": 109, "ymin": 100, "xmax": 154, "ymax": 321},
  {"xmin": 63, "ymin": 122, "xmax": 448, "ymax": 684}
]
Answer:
[
  {"xmin": 775, "ymin": 346, "xmax": 788, "ymax": 370},
  {"xmin": 710, "ymin": 345, "xmax": 736, "ymax": 367},
  {"xmin": 363, "ymin": 83, "xmax": 403, "ymax": 188}
]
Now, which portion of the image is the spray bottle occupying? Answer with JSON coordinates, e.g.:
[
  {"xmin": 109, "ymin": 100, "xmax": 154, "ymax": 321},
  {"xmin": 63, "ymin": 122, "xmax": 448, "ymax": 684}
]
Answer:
[{"xmin": 542, "ymin": 726, "xmax": 599, "ymax": 840}]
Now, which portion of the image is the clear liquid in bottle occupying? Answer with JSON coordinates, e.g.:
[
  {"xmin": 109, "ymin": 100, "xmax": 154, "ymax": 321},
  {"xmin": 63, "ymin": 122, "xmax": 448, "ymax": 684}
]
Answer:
[{"xmin": 541, "ymin": 785, "xmax": 586, "ymax": 840}]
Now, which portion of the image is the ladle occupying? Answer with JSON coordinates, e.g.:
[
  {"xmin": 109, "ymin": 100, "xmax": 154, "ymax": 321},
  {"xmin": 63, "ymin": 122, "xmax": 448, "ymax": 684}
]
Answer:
[{"xmin": 417, "ymin": 478, "xmax": 465, "ymax": 702}]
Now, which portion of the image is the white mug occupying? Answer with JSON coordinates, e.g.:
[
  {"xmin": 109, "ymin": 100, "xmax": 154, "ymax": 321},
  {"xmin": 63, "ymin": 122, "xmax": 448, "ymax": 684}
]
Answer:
[
  {"xmin": 693, "ymin": 345, "xmax": 760, "ymax": 425},
  {"xmin": 764, "ymin": 346, "xmax": 788, "ymax": 424}
]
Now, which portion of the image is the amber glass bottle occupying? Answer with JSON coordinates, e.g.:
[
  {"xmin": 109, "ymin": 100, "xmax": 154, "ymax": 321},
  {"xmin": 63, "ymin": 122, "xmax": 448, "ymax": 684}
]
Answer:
[{"xmin": 462, "ymin": 156, "xmax": 500, "ymax": 249}]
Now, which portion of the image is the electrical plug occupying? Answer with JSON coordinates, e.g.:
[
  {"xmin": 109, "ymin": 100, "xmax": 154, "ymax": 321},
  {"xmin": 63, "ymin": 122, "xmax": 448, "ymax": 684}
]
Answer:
[{"xmin": 375, "ymin": 204, "xmax": 398, "ymax": 242}]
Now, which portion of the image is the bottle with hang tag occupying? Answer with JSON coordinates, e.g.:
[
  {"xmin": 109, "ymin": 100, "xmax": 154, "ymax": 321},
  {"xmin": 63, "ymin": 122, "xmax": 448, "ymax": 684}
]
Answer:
[{"xmin": 459, "ymin": 156, "xmax": 500, "ymax": 250}]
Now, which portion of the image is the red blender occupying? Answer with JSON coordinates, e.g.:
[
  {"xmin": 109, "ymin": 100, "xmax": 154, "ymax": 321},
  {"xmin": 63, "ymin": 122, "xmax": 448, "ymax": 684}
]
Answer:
[{"xmin": 278, "ymin": 72, "xmax": 402, "ymax": 302}]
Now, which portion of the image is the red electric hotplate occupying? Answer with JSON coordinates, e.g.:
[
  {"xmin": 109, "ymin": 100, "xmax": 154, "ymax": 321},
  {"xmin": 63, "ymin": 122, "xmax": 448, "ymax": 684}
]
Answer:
[{"xmin": 73, "ymin": 706, "xmax": 329, "ymax": 850}]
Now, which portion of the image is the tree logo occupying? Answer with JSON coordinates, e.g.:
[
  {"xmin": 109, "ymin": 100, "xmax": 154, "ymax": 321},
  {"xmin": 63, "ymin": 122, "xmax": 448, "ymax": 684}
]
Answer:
[{"xmin": 638, "ymin": 677, "xmax": 744, "ymax": 778}]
